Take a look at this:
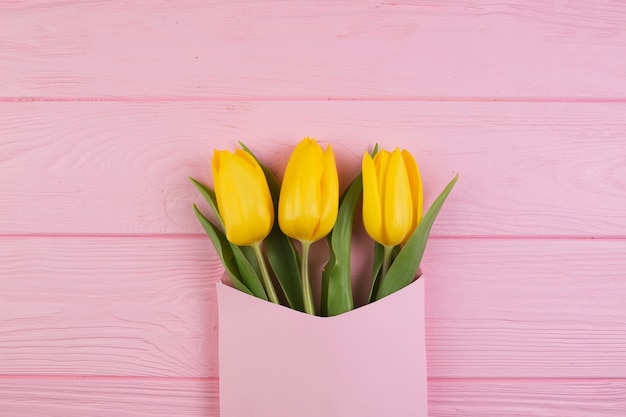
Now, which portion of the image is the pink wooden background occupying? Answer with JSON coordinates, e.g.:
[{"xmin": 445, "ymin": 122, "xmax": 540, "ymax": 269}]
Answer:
[{"xmin": 2, "ymin": 1, "xmax": 626, "ymax": 415}]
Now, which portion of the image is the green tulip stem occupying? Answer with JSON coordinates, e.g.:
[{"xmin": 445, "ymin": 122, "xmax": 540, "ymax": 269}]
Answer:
[
  {"xmin": 252, "ymin": 243, "xmax": 279, "ymax": 305},
  {"xmin": 300, "ymin": 241, "xmax": 316, "ymax": 315},
  {"xmin": 381, "ymin": 244, "xmax": 394, "ymax": 284}
]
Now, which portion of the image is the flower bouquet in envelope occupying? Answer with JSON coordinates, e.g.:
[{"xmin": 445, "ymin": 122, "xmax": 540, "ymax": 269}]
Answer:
[{"xmin": 191, "ymin": 138, "xmax": 457, "ymax": 417}]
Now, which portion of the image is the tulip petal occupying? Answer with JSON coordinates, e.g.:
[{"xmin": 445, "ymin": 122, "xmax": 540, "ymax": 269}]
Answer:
[
  {"xmin": 211, "ymin": 150, "xmax": 224, "ymax": 189},
  {"xmin": 312, "ymin": 145, "xmax": 339, "ymax": 242},
  {"xmin": 402, "ymin": 149, "xmax": 423, "ymax": 237},
  {"xmin": 381, "ymin": 149, "xmax": 412, "ymax": 246},
  {"xmin": 373, "ymin": 150, "xmax": 390, "ymax": 201},
  {"xmin": 237, "ymin": 149, "xmax": 276, "ymax": 228},
  {"xmin": 362, "ymin": 152, "xmax": 384, "ymax": 244},
  {"xmin": 279, "ymin": 138, "xmax": 324, "ymax": 242}
]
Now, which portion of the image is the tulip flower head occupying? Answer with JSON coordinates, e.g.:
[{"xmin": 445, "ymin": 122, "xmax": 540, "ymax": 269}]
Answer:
[
  {"xmin": 278, "ymin": 137, "xmax": 339, "ymax": 315},
  {"xmin": 362, "ymin": 147, "xmax": 423, "ymax": 247},
  {"xmin": 278, "ymin": 138, "xmax": 339, "ymax": 243},
  {"xmin": 212, "ymin": 148, "xmax": 274, "ymax": 246}
]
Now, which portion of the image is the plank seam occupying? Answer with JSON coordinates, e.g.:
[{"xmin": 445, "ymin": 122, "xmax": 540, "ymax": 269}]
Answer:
[
  {"xmin": 0, "ymin": 375, "xmax": 625, "ymax": 383},
  {"xmin": 3, "ymin": 97, "xmax": 626, "ymax": 103},
  {"xmin": 1, "ymin": 233, "xmax": 625, "ymax": 240}
]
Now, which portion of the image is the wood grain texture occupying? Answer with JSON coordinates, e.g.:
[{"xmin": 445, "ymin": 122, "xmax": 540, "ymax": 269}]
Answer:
[
  {"xmin": 1, "ymin": 377, "xmax": 624, "ymax": 417},
  {"xmin": 0, "ymin": 236, "xmax": 219, "ymax": 377},
  {"xmin": 0, "ymin": 377, "xmax": 218, "ymax": 417},
  {"xmin": 2, "ymin": 236, "xmax": 626, "ymax": 379},
  {"xmin": 2, "ymin": 101, "xmax": 626, "ymax": 236},
  {"xmin": 429, "ymin": 379, "xmax": 626, "ymax": 417},
  {"xmin": 2, "ymin": 0, "xmax": 626, "ymax": 99}
]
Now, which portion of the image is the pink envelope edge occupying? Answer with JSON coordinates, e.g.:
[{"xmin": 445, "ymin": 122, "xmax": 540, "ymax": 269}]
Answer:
[{"xmin": 217, "ymin": 278, "xmax": 428, "ymax": 417}]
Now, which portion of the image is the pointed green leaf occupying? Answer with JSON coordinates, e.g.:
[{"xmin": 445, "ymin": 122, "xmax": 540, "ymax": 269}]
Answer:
[
  {"xmin": 240, "ymin": 245, "xmax": 262, "ymax": 279},
  {"xmin": 320, "ymin": 242, "xmax": 336, "ymax": 316},
  {"xmin": 375, "ymin": 174, "xmax": 459, "ymax": 300},
  {"xmin": 264, "ymin": 227, "xmax": 303, "ymax": 310},
  {"xmin": 321, "ymin": 174, "xmax": 362, "ymax": 316},
  {"xmin": 240, "ymin": 142, "xmax": 303, "ymax": 310},
  {"xmin": 231, "ymin": 244, "xmax": 268, "ymax": 301},
  {"xmin": 189, "ymin": 177, "xmax": 224, "ymax": 229},
  {"xmin": 193, "ymin": 204, "xmax": 253, "ymax": 296}
]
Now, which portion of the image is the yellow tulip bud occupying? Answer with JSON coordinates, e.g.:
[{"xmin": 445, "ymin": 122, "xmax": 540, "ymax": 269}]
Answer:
[
  {"xmin": 362, "ymin": 148, "xmax": 423, "ymax": 247},
  {"xmin": 212, "ymin": 148, "xmax": 274, "ymax": 246},
  {"xmin": 278, "ymin": 138, "xmax": 339, "ymax": 243}
]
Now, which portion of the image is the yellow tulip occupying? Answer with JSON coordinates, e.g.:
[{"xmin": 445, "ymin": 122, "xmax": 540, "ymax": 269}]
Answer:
[
  {"xmin": 212, "ymin": 148, "xmax": 274, "ymax": 246},
  {"xmin": 278, "ymin": 138, "xmax": 339, "ymax": 243},
  {"xmin": 362, "ymin": 147, "xmax": 423, "ymax": 247}
]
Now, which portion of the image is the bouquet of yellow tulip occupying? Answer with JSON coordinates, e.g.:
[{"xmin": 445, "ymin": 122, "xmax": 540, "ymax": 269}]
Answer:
[{"xmin": 191, "ymin": 138, "xmax": 457, "ymax": 316}]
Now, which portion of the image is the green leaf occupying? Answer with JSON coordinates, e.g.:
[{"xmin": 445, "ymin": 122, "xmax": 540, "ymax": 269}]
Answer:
[
  {"xmin": 321, "ymin": 174, "xmax": 362, "ymax": 316},
  {"xmin": 264, "ymin": 227, "xmax": 303, "ymax": 310},
  {"xmin": 240, "ymin": 245, "xmax": 262, "ymax": 279},
  {"xmin": 231, "ymin": 244, "xmax": 268, "ymax": 301},
  {"xmin": 374, "ymin": 174, "xmax": 459, "ymax": 300},
  {"xmin": 320, "ymin": 243, "xmax": 337, "ymax": 316},
  {"xmin": 240, "ymin": 141, "xmax": 303, "ymax": 310},
  {"xmin": 189, "ymin": 177, "xmax": 224, "ymax": 229},
  {"xmin": 192, "ymin": 204, "xmax": 253, "ymax": 297}
]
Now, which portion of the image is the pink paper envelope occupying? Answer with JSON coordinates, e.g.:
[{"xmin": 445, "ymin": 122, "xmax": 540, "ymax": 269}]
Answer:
[{"xmin": 217, "ymin": 278, "xmax": 428, "ymax": 417}]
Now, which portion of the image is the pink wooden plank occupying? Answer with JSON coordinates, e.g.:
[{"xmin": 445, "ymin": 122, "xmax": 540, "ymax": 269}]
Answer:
[
  {"xmin": 0, "ymin": 236, "xmax": 220, "ymax": 378},
  {"xmin": 2, "ymin": 1, "xmax": 625, "ymax": 99},
  {"xmin": 2, "ymin": 101, "xmax": 626, "ymax": 236},
  {"xmin": 0, "ymin": 377, "xmax": 624, "ymax": 417},
  {"xmin": 0, "ymin": 377, "xmax": 218, "ymax": 417},
  {"xmin": 425, "ymin": 238, "xmax": 626, "ymax": 378},
  {"xmin": 2, "ymin": 236, "xmax": 626, "ymax": 378},
  {"xmin": 429, "ymin": 379, "xmax": 626, "ymax": 417}
]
